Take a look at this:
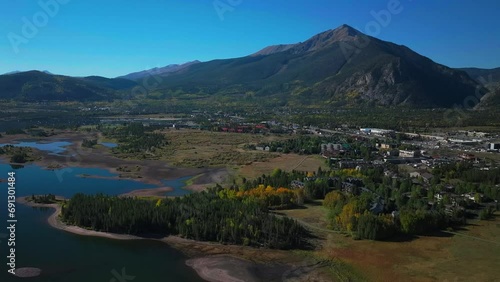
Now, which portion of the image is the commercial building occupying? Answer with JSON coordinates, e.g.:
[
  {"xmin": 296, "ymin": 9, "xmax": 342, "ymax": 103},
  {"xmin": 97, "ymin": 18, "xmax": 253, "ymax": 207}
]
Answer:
[{"xmin": 399, "ymin": 150, "xmax": 420, "ymax": 158}]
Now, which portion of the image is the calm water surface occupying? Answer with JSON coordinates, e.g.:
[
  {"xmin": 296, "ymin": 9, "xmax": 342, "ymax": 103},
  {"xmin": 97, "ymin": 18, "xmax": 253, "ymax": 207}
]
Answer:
[
  {"xmin": 162, "ymin": 176, "xmax": 194, "ymax": 197},
  {"xmin": 0, "ymin": 163, "xmax": 203, "ymax": 282},
  {"xmin": 0, "ymin": 141, "xmax": 72, "ymax": 155},
  {"xmin": 100, "ymin": 142, "xmax": 118, "ymax": 148}
]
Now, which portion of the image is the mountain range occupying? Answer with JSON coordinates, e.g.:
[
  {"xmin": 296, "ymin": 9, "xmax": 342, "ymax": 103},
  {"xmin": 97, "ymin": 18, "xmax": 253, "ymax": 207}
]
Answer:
[
  {"xmin": 457, "ymin": 67, "xmax": 500, "ymax": 89},
  {"xmin": 1, "ymin": 24, "xmax": 498, "ymax": 108},
  {"xmin": 0, "ymin": 71, "xmax": 135, "ymax": 101},
  {"xmin": 118, "ymin": 60, "xmax": 201, "ymax": 80}
]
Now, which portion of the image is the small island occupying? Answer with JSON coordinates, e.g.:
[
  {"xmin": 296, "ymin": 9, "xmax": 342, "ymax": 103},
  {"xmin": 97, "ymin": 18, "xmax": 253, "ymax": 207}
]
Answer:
[
  {"xmin": 26, "ymin": 194, "xmax": 63, "ymax": 205},
  {"xmin": 18, "ymin": 194, "xmax": 66, "ymax": 207}
]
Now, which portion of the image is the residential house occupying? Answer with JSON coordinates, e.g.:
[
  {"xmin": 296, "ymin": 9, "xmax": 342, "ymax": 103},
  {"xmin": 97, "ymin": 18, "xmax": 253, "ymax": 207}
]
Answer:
[
  {"xmin": 421, "ymin": 173, "xmax": 434, "ymax": 183},
  {"xmin": 379, "ymin": 143, "xmax": 396, "ymax": 150},
  {"xmin": 409, "ymin": 171, "xmax": 421, "ymax": 178},
  {"xmin": 291, "ymin": 180, "xmax": 305, "ymax": 189},
  {"xmin": 459, "ymin": 153, "xmax": 476, "ymax": 161}
]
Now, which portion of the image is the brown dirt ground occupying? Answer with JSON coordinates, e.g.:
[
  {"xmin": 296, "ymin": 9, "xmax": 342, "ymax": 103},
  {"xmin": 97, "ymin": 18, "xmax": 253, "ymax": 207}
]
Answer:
[
  {"xmin": 239, "ymin": 154, "xmax": 328, "ymax": 179},
  {"xmin": 280, "ymin": 203, "xmax": 500, "ymax": 282},
  {"xmin": 1, "ymin": 130, "xmax": 229, "ymax": 187}
]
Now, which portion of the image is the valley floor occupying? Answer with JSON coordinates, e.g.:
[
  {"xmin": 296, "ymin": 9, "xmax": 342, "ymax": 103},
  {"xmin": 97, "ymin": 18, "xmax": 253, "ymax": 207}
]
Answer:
[
  {"xmin": 280, "ymin": 202, "xmax": 500, "ymax": 281},
  {"xmin": 6, "ymin": 129, "xmax": 500, "ymax": 281}
]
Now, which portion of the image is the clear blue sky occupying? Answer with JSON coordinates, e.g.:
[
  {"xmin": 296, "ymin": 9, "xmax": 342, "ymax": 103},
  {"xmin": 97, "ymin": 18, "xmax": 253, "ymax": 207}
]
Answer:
[{"xmin": 1, "ymin": 0, "xmax": 499, "ymax": 77}]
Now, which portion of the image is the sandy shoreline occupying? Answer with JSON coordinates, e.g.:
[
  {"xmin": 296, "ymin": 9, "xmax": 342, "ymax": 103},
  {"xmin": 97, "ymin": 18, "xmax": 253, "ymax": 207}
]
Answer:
[
  {"xmin": 17, "ymin": 196, "xmax": 263, "ymax": 282},
  {"xmin": 186, "ymin": 255, "xmax": 259, "ymax": 282},
  {"xmin": 6, "ymin": 132, "xmax": 320, "ymax": 281},
  {"xmin": 120, "ymin": 186, "xmax": 174, "ymax": 197}
]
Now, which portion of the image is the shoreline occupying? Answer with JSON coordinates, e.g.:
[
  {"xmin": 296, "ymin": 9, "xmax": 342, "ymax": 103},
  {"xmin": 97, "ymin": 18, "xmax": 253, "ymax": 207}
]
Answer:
[
  {"xmin": 120, "ymin": 186, "xmax": 174, "ymax": 197},
  {"xmin": 17, "ymin": 196, "xmax": 264, "ymax": 282},
  {"xmin": 1, "ymin": 131, "xmax": 229, "ymax": 191},
  {"xmin": 5, "ymin": 132, "xmax": 322, "ymax": 281}
]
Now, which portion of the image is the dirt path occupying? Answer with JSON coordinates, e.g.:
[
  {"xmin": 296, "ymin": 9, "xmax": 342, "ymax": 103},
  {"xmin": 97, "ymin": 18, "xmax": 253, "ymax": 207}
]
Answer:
[
  {"xmin": 292, "ymin": 156, "xmax": 309, "ymax": 170},
  {"xmin": 441, "ymin": 230, "xmax": 500, "ymax": 245},
  {"xmin": 272, "ymin": 212, "xmax": 342, "ymax": 235}
]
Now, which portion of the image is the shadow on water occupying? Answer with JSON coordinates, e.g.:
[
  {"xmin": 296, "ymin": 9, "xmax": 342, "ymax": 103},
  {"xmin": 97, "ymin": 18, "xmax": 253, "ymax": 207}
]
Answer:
[{"xmin": 10, "ymin": 164, "xmax": 25, "ymax": 170}]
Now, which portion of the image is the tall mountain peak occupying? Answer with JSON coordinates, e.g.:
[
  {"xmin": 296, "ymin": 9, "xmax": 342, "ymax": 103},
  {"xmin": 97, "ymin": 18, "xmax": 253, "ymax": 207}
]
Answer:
[
  {"xmin": 252, "ymin": 24, "xmax": 363, "ymax": 56},
  {"xmin": 333, "ymin": 24, "xmax": 361, "ymax": 38}
]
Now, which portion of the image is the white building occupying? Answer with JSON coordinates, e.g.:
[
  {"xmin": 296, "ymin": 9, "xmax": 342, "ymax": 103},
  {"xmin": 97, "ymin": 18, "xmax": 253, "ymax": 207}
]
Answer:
[{"xmin": 399, "ymin": 150, "xmax": 420, "ymax": 158}]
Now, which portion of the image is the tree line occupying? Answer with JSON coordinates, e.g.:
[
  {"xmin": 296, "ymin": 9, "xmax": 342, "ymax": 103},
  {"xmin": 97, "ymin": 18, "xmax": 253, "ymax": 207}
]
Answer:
[
  {"xmin": 61, "ymin": 189, "xmax": 309, "ymax": 249},
  {"xmin": 323, "ymin": 190, "xmax": 457, "ymax": 240},
  {"xmin": 100, "ymin": 123, "xmax": 168, "ymax": 154}
]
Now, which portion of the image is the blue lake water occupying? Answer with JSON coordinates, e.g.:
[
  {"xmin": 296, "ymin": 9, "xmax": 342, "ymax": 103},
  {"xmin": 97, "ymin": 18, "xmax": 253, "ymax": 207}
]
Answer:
[
  {"xmin": 162, "ymin": 176, "xmax": 193, "ymax": 197},
  {"xmin": 0, "ymin": 163, "xmax": 202, "ymax": 282},
  {"xmin": 1, "ymin": 164, "xmax": 156, "ymax": 197},
  {"xmin": 100, "ymin": 142, "xmax": 118, "ymax": 148},
  {"xmin": 0, "ymin": 141, "xmax": 72, "ymax": 155}
]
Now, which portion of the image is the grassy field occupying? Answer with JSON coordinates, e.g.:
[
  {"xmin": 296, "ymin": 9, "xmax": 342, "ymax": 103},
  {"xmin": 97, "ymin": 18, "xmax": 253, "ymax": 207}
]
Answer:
[
  {"xmin": 239, "ymin": 154, "xmax": 329, "ymax": 179},
  {"xmin": 156, "ymin": 129, "xmax": 286, "ymax": 167},
  {"xmin": 149, "ymin": 129, "xmax": 329, "ymax": 179},
  {"xmin": 281, "ymin": 204, "xmax": 500, "ymax": 281}
]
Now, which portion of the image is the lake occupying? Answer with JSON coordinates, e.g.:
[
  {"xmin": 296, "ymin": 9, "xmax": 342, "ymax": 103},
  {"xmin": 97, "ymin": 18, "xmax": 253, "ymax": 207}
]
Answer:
[
  {"xmin": 100, "ymin": 142, "xmax": 118, "ymax": 148},
  {"xmin": 0, "ymin": 141, "xmax": 72, "ymax": 155},
  {"xmin": 162, "ymin": 176, "xmax": 193, "ymax": 197},
  {"xmin": 0, "ymin": 163, "xmax": 203, "ymax": 282}
]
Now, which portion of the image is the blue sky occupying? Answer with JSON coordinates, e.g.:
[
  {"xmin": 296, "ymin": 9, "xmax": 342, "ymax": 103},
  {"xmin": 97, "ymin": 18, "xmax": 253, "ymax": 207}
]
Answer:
[{"xmin": 1, "ymin": 0, "xmax": 499, "ymax": 77}]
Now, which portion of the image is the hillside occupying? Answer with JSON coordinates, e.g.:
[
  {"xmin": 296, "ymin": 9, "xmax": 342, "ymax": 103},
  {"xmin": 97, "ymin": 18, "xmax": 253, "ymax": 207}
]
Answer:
[
  {"xmin": 119, "ymin": 60, "xmax": 201, "ymax": 80},
  {"xmin": 459, "ymin": 67, "xmax": 500, "ymax": 88},
  {"xmin": 80, "ymin": 76, "xmax": 138, "ymax": 90},
  {"xmin": 147, "ymin": 25, "xmax": 486, "ymax": 107},
  {"xmin": 457, "ymin": 68, "xmax": 500, "ymax": 109},
  {"xmin": 0, "ymin": 71, "xmax": 120, "ymax": 101},
  {"xmin": 0, "ymin": 25, "xmax": 490, "ymax": 107}
]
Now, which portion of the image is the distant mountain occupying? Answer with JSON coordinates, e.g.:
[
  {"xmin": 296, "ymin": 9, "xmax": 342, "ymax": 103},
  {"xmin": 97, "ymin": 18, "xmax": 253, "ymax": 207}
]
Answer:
[
  {"xmin": 148, "ymin": 24, "xmax": 486, "ymax": 107},
  {"xmin": 3, "ymin": 70, "xmax": 52, "ymax": 75},
  {"xmin": 460, "ymin": 67, "xmax": 500, "ymax": 109},
  {"xmin": 475, "ymin": 85, "xmax": 500, "ymax": 109},
  {"xmin": 0, "ymin": 71, "xmax": 118, "ymax": 101},
  {"xmin": 3, "ymin": 71, "xmax": 21, "ymax": 75},
  {"xmin": 118, "ymin": 60, "xmax": 201, "ymax": 80},
  {"xmin": 0, "ymin": 25, "xmax": 491, "ymax": 108},
  {"xmin": 458, "ymin": 67, "xmax": 500, "ymax": 89},
  {"xmin": 80, "ymin": 76, "xmax": 138, "ymax": 90},
  {"xmin": 251, "ymin": 44, "xmax": 295, "ymax": 56},
  {"xmin": 252, "ymin": 25, "xmax": 363, "ymax": 56}
]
